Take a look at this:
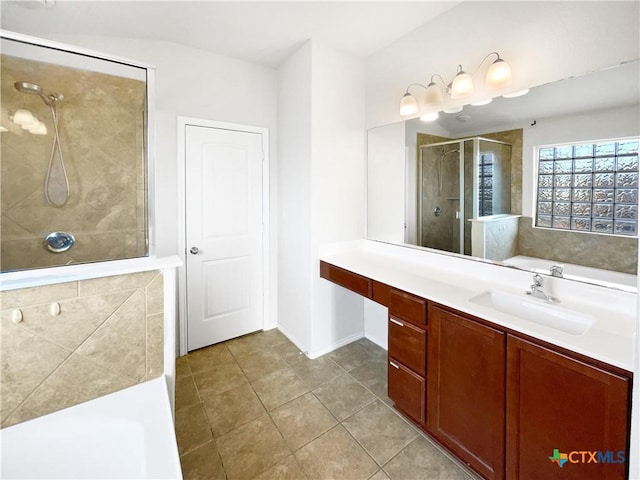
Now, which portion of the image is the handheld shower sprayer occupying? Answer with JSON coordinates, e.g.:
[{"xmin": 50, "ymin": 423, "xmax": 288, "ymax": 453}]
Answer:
[{"xmin": 14, "ymin": 81, "xmax": 68, "ymax": 208}]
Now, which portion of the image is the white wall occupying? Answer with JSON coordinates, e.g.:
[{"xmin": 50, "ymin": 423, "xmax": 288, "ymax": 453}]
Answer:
[
  {"xmin": 32, "ymin": 33, "xmax": 280, "ymax": 333},
  {"xmin": 521, "ymin": 104, "xmax": 640, "ymax": 217},
  {"xmin": 366, "ymin": 1, "xmax": 640, "ymax": 129},
  {"xmin": 367, "ymin": 121, "xmax": 406, "ymax": 244},
  {"xmin": 310, "ymin": 42, "xmax": 366, "ymax": 356},
  {"xmin": 277, "ymin": 42, "xmax": 313, "ymax": 351},
  {"xmin": 277, "ymin": 40, "xmax": 366, "ymax": 357}
]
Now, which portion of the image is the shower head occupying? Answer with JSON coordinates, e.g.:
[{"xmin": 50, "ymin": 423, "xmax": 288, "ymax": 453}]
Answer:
[
  {"xmin": 438, "ymin": 147, "xmax": 460, "ymax": 156},
  {"xmin": 14, "ymin": 81, "xmax": 63, "ymax": 105}
]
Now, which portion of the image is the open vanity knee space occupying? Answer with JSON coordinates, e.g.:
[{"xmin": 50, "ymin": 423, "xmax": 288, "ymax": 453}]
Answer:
[{"xmin": 319, "ymin": 241, "xmax": 634, "ymax": 480}]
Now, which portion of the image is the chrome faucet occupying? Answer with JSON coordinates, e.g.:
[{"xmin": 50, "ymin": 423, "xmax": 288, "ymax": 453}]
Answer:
[
  {"xmin": 526, "ymin": 274, "xmax": 560, "ymax": 303},
  {"xmin": 550, "ymin": 265, "xmax": 564, "ymax": 278}
]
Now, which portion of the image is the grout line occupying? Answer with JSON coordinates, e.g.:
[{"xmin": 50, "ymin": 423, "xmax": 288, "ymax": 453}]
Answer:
[
  {"xmin": 176, "ymin": 331, "xmax": 478, "ymax": 480},
  {"xmin": 1, "ymin": 349, "xmax": 74, "ymax": 427}
]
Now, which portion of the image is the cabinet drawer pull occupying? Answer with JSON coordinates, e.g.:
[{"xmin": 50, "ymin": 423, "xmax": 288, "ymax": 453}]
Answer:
[
  {"xmin": 390, "ymin": 318, "xmax": 404, "ymax": 327},
  {"xmin": 390, "ymin": 361, "xmax": 400, "ymax": 369}
]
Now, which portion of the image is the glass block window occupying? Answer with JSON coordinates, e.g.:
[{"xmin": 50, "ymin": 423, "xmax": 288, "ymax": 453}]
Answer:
[
  {"xmin": 535, "ymin": 138, "xmax": 639, "ymax": 236},
  {"xmin": 478, "ymin": 153, "xmax": 494, "ymax": 216}
]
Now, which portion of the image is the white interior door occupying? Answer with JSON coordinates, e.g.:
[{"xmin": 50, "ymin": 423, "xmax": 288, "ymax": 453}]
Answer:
[{"xmin": 185, "ymin": 125, "xmax": 264, "ymax": 351}]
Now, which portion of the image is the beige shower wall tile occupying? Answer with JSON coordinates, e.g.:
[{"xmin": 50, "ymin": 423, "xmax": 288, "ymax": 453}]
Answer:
[
  {"xmin": 0, "ymin": 281, "xmax": 78, "ymax": 310},
  {"xmin": 2, "ymin": 54, "xmax": 147, "ymax": 272},
  {"xmin": 66, "ymin": 231, "xmax": 138, "ymax": 263},
  {"xmin": 1, "ymin": 290, "xmax": 134, "ymax": 351},
  {"xmin": 146, "ymin": 273, "xmax": 163, "ymax": 315},
  {"xmin": 76, "ymin": 289, "xmax": 147, "ymax": 381},
  {"xmin": 3, "ymin": 188, "xmax": 79, "ymax": 239},
  {"xmin": 79, "ymin": 270, "xmax": 158, "ymax": 296},
  {"xmin": 1, "ymin": 215, "xmax": 35, "ymax": 241},
  {"xmin": 3, "ymin": 353, "xmax": 135, "ymax": 427},
  {"xmin": 146, "ymin": 312, "xmax": 164, "ymax": 379},
  {"xmin": 0, "ymin": 318, "xmax": 71, "ymax": 424},
  {"xmin": 0, "ymin": 237, "xmax": 76, "ymax": 272},
  {"xmin": 0, "ymin": 139, "xmax": 47, "ymax": 211}
]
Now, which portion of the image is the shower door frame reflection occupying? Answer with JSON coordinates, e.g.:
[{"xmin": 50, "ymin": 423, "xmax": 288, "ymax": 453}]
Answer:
[{"xmin": 418, "ymin": 137, "xmax": 511, "ymax": 254}]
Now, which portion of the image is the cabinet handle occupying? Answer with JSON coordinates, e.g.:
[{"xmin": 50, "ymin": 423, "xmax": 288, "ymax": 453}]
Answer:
[
  {"xmin": 389, "ymin": 361, "xmax": 400, "ymax": 369},
  {"xmin": 390, "ymin": 318, "xmax": 404, "ymax": 327}
]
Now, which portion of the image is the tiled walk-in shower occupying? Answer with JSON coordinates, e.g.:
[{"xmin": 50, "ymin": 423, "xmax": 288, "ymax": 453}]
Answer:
[{"xmin": 174, "ymin": 330, "xmax": 477, "ymax": 480}]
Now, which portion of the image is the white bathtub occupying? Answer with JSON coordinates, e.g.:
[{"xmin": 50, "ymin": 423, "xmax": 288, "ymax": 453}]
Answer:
[
  {"xmin": 0, "ymin": 377, "xmax": 182, "ymax": 480},
  {"xmin": 504, "ymin": 255, "xmax": 637, "ymax": 290}
]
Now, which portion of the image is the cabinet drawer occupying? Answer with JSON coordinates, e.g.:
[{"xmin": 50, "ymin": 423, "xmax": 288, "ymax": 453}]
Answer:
[
  {"xmin": 389, "ymin": 288, "xmax": 427, "ymax": 325},
  {"xmin": 388, "ymin": 358, "xmax": 425, "ymax": 424},
  {"xmin": 372, "ymin": 281, "xmax": 391, "ymax": 306},
  {"xmin": 320, "ymin": 261, "xmax": 372, "ymax": 298},
  {"xmin": 388, "ymin": 317, "xmax": 426, "ymax": 376}
]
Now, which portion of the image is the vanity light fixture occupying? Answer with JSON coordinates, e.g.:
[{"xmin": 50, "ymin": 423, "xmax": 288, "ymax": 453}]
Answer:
[
  {"xmin": 12, "ymin": 108, "xmax": 35, "ymax": 126},
  {"xmin": 11, "ymin": 109, "xmax": 48, "ymax": 135},
  {"xmin": 399, "ymin": 83, "xmax": 423, "ymax": 116},
  {"xmin": 400, "ymin": 51, "xmax": 513, "ymax": 116}
]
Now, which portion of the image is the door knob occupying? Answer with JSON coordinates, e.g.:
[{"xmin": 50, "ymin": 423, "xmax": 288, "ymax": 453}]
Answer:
[{"xmin": 190, "ymin": 246, "xmax": 199, "ymax": 255}]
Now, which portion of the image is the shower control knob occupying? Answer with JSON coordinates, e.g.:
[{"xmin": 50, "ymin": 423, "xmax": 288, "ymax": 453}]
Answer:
[{"xmin": 190, "ymin": 247, "xmax": 199, "ymax": 255}]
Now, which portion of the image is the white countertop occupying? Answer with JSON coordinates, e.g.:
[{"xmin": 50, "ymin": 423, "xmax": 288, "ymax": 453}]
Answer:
[{"xmin": 320, "ymin": 240, "xmax": 636, "ymax": 372}]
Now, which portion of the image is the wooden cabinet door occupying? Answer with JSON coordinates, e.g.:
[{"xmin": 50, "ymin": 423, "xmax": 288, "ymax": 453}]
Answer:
[
  {"xmin": 427, "ymin": 305, "xmax": 506, "ymax": 480},
  {"xmin": 506, "ymin": 335, "xmax": 630, "ymax": 480}
]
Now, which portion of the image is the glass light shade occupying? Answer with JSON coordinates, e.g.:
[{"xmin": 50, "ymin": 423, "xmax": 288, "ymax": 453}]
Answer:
[
  {"xmin": 13, "ymin": 109, "xmax": 34, "ymax": 126},
  {"xmin": 419, "ymin": 111, "xmax": 439, "ymax": 122},
  {"xmin": 399, "ymin": 93, "xmax": 419, "ymax": 116},
  {"xmin": 0, "ymin": 125, "xmax": 8, "ymax": 132},
  {"xmin": 424, "ymin": 83, "xmax": 444, "ymax": 106},
  {"xmin": 28, "ymin": 122, "xmax": 48, "ymax": 135},
  {"xmin": 21, "ymin": 116, "xmax": 40, "ymax": 131},
  {"xmin": 485, "ymin": 58, "xmax": 512, "ymax": 90},
  {"xmin": 443, "ymin": 106, "xmax": 463, "ymax": 114},
  {"xmin": 451, "ymin": 70, "xmax": 474, "ymax": 99}
]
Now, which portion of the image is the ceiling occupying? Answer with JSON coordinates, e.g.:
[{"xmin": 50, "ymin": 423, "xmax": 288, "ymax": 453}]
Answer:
[{"xmin": 0, "ymin": 1, "xmax": 461, "ymax": 67}]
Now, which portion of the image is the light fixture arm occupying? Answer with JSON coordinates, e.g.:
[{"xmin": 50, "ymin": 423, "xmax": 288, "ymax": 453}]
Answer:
[
  {"xmin": 469, "ymin": 51, "xmax": 502, "ymax": 77},
  {"xmin": 427, "ymin": 74, "xmax": 448, "ymax": 89},
  {"xmin": 404, "ymin": 83, "xmax": 427, "ymax": 94}
]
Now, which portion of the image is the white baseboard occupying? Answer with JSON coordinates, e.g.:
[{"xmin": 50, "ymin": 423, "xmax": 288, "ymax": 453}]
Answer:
[
  {"xmin": 364, "ymin": 332, "xmax": 388, "ymax": 351},
  {"xmin": 307, "ymin": 331, "xmax": 364, "ymax": 359},
  {"xmin": 275, "ymin": 322, "xmax": 309, "ymax": 357}
]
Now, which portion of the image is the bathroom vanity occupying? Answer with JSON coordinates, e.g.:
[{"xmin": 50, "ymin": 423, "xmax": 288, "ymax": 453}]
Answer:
[{"xmin": 319, "ymin": 241, "xmax": 633, "ymax": 480}]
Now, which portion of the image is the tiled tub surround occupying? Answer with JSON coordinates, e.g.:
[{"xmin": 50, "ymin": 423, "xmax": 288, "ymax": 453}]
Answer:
[
  {"xmin": 0, "ymin": 270, "xmax": 163, "ymax": 427},
  {"xmin": 320, "ymin": 240, "xmax": 636, "ymax": 371},
  {"xmin": 175, "ymin": 330, "xmax": 477, "ymax": 480},
  {"xmin": 517, "ymin": 216, "xmax": 637, "ymax": 274},
  {"xmin": 0, "ymin": 54, "xmax": 147, "ymax": 272}
]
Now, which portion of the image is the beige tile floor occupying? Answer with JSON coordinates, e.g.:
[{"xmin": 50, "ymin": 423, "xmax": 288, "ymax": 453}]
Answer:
[{"xmin": 175, "ymin": 329, "xmax": 478, "ymax": 480}]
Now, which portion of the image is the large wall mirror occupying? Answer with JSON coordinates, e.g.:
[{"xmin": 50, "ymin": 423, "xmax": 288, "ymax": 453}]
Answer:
[{"xmin": 367, "ymin": 60, "xmax": 639, "ymax": 291}]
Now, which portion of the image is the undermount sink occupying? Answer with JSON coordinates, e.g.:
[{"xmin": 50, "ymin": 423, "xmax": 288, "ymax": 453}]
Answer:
[{"xmin": 469, "ymin": 290, "xmax": 595, "ymax": 335}]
